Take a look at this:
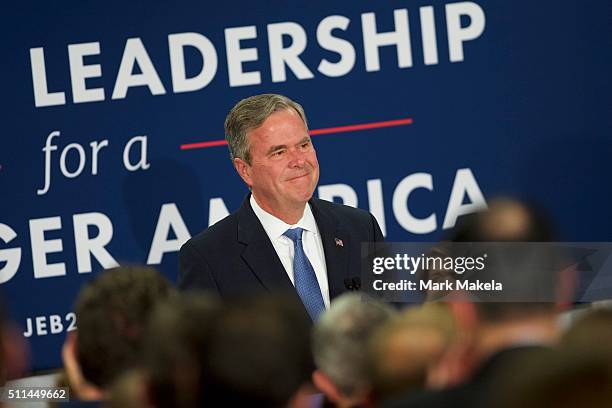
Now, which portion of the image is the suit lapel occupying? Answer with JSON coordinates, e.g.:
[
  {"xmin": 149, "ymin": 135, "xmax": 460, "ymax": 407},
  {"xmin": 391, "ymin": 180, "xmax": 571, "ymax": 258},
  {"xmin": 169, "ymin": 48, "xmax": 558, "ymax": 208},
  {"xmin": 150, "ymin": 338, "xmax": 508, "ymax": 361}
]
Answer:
[
  {"xmin": 236, "ymin": 196, "xmax": 297, "ymax": 294},
  {"xmin": 310, "ymin": 199, "xmax": 350, "ymax": 300}
]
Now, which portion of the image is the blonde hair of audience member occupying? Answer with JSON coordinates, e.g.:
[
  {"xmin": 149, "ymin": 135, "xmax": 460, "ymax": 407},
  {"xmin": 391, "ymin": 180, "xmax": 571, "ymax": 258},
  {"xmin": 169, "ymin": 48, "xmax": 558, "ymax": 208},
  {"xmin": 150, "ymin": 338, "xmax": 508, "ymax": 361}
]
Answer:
[{"xmin": 369, "ymin": 302, "xmax": 467, "ymax": 400}]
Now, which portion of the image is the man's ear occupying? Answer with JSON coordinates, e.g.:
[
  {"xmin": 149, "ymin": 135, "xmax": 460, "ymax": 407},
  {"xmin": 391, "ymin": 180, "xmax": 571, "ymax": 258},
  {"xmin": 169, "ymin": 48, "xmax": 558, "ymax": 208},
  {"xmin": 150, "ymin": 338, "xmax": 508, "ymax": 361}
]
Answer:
[
  {"xmin": 233, "ymin": 158, "xmax": 252, "ymax": 187},
  {"xmin": 62, "ymin": 331, "xmax": 82, "ymax": 385},
  {"xmin": 449, "ymin": 301, "xmax": 478, "ymax": 332},
  {"xmin": 1, "ymin": 323, "xmax": 29, "ymax": 381},
  {"xmin": 312, "ymin": 369, "xmax": 343, "ymax": 404},
  {"xmin": 62, "ymin": 330, "xmax": 105, "ymax": 400}
]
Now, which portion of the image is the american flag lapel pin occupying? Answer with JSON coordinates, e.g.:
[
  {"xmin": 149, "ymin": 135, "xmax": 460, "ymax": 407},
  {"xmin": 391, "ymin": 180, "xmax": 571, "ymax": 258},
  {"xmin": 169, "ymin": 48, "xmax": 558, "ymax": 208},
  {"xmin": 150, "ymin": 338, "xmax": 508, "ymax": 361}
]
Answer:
[{"xmin": 335, "ymin": 237, "xmax": 344, "ymax": 247}]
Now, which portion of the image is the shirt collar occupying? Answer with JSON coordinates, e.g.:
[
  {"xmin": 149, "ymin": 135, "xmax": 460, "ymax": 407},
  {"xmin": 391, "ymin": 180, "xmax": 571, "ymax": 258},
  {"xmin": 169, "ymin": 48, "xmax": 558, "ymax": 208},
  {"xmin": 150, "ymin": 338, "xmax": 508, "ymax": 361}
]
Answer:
[{"xmin": 250, "ymin": 194, "xmax": 318, "ymax": 240}]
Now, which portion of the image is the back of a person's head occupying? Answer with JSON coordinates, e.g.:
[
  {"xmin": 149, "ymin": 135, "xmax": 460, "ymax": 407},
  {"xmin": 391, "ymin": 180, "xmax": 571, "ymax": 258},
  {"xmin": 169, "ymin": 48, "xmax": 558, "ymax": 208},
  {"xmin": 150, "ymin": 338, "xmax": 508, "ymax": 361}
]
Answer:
[
  {"xmin": 450, "ymin": 198, "xmax": 560, "ymax": 322},
  {"xmin": 369, "ymin": 302, "xmax": 457, "ymax": 399},
  {"xmin": 561, "ymin": 308, "xmax": 612, "ymax": 357},
  {"xmin": 142, "ymin": 293, "xmax": 222, "ymax": 408},
  {"xmin": 75, "ymin": 266, "xmax": 175, "ymax": 388},
  {"xmin": 312, "ymin": 293, "xmax": 396, "ymax": 400},
  {"xmin": 0, "ymin": 301, "xmax": 29, "ymax": 386},
  {"xmin": 494, "ymin": 348, "xmax": 612, "ymax": 408},
  {"xmin": 202, "ymin": 295, "xmax": 313, "ymax": 407},
  {"xmin": 451, "ymin": 198, "xmax": 555, "ymax": 243}
]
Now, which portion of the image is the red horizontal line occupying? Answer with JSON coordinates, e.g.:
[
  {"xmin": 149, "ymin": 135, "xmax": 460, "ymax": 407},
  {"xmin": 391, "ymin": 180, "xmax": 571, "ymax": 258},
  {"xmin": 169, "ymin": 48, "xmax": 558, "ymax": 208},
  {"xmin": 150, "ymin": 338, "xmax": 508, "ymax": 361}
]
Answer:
[
  {"xmin": 180, "ymin": 117, "xmax": 413, "ymax": 150},
  {"xmin": 181, "ymin": 139, "xmax": 228, "ymax": 150},
  {"xmin": 309, "ymin": 117, "xmax": 413, "ymax": 135}
]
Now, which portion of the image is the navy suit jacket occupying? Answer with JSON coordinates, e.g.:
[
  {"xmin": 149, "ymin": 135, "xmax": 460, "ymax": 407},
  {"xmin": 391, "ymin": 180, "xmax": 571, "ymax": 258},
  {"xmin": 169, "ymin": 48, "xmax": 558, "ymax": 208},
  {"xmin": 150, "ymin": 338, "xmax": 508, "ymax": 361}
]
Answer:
[{"xmin": 178, "ymin": 195, "xmax": 384, "ymax": 304}]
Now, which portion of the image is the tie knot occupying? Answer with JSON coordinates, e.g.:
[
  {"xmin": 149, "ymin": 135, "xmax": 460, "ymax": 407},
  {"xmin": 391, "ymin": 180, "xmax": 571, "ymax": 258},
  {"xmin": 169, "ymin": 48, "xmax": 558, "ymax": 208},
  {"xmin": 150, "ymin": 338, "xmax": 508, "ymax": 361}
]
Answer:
[{"xmin": 283, "ymin": 227, "xmax": 304, "ymax": 243}]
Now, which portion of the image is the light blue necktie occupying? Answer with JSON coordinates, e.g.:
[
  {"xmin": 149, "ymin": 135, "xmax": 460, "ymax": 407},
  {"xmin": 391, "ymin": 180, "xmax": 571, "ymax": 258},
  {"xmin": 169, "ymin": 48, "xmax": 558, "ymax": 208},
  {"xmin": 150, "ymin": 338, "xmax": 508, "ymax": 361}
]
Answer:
[{"xmin": 283, "ymin": 227, "xmax": 326, "ymax": 320}]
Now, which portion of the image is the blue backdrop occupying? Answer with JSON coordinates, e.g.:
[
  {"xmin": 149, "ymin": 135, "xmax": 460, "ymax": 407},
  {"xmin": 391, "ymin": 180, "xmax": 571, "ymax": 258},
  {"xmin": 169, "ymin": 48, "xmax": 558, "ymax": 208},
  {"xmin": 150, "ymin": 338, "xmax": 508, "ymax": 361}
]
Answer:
[{"xmin": 1, "ymin": 1, "xmax": 611, "ymax": 370}]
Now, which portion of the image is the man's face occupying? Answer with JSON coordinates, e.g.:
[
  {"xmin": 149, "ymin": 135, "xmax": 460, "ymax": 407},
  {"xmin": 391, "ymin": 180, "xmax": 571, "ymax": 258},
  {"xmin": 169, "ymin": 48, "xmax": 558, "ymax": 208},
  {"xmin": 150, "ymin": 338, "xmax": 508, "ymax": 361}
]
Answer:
[{"xmin": 234, "ymin": 109, "xmax": 319, "ymax": 217}]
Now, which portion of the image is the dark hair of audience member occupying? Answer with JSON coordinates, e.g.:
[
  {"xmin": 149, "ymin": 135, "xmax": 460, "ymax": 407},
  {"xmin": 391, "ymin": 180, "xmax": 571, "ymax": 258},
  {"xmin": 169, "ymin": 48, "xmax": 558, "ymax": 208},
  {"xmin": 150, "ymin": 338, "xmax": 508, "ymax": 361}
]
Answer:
[
  {"xmin": 494, "ymin": 348, "xmax": 612, "ymax": 408},
  {"xmin": 141, "ymin": 293, "xmax": 222, "ymax": 408},
  {"xmin": 450, "ymin": 198, "xmax": 556, "ymax": 243},
  {"xmin": 201, "ymin": 295, "xmax": 313, "ymax": 407},
  {"xmin": 0, "ymin": 300, "xmax": 28, "ymax": 385},
  {"xmin": 561, "ymin": 308, "xmax": 612, "ymax": 359},
  {"xmin": 449, "ymin": 198, "xmax": 560, "ymax": 321},
  {"xmin": 75, "ymin": 266, "xmax": 175, "ymax": 388}
]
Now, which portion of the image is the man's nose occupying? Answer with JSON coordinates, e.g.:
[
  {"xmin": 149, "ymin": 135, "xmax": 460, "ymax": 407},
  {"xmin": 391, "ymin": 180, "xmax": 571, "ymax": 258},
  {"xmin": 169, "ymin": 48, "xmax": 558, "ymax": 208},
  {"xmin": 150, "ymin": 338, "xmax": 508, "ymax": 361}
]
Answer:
[{"xmin": 287, "ymin": 149, "xmax": 306, "ymax": 166}]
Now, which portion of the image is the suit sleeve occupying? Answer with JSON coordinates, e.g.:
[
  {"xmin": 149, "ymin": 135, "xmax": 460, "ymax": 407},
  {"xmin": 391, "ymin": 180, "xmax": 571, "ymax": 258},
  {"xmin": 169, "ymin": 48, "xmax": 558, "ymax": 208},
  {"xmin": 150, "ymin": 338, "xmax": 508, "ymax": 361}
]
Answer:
[
  {"xmin": 177, "ymin": 241, "xmax": 220, "ymax": 294},
  {"xmin": 370, "ymin": 213, "xmax": 385, "ymax": 243}
]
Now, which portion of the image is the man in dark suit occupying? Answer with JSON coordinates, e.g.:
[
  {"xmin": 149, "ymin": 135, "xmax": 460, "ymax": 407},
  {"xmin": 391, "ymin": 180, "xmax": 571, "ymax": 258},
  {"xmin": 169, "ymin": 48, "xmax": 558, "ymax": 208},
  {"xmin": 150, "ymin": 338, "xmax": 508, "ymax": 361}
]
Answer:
[{"xmin": 178, "ymin": 94, "xmax": 384, "ymax": 320}]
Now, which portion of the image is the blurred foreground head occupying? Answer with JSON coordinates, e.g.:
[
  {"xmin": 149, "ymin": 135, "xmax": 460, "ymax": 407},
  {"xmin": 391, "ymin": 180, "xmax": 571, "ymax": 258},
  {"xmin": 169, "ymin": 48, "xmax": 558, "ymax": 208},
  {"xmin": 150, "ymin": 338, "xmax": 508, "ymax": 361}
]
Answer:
[
  {"xmin": 65, "ymin": 266, "xmax": 175, "ymax": 399},
  {"xmin": 561, "ymin": 308, "xmax": 612, "ymax": 359},
  {"xmin": 379, "ymin": 200, "xmax": 567, "ymax": 408},
  {"xmin": 494, "ymin": 306, "xmax": 612, "ymax": 408},
  {"xmin": 0, "ymin": 303, "xmax": 29, "ymax": 385},
  {"xmin": 202, "ymin": 295, "xmax": 313, "ymax": 407},
  {"xmin": 312, "ymin": 293, "xmax": 396, "ymax": 407},
  {"xmin": 140, "ymin": 294, "xmax": 222, "ymax": 408},
  {"xmin": 449, "ymin": 197, "xmax": 565, "ymax": 322},
  {"xmin": 495, "ymin": 348, "xmax": 612, "ymax": 408},
  {"xmin": 451, "ymin": 197, "xmax": 555, "ymax": 242},
  {"xmin": 369, "ymin": 302, "xmax": 458, "ymax": 399}
]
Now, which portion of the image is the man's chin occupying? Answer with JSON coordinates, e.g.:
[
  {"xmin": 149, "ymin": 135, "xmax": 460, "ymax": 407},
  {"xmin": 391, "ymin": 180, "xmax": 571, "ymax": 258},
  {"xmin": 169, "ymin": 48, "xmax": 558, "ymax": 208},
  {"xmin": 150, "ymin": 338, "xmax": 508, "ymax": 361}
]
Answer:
[{"xmin": 288, "ymin": 190, "xmax": 314, "ymax": 206}]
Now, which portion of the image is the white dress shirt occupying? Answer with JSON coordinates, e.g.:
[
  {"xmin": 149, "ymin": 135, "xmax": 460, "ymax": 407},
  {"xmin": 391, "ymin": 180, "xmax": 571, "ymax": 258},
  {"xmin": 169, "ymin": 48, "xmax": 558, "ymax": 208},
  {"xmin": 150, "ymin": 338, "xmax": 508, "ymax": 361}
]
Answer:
[{"xmin": 250, "ymin": 195, "xmax": 330, "ymax": 308}]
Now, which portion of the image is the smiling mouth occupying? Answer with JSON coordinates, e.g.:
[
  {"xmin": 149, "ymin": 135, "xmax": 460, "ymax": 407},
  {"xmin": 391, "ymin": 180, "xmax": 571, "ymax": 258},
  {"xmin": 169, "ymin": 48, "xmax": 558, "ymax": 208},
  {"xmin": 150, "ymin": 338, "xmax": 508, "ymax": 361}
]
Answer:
[{"xmin": 286, "ymin": 173, "xmax": 310, "ymax": 181}]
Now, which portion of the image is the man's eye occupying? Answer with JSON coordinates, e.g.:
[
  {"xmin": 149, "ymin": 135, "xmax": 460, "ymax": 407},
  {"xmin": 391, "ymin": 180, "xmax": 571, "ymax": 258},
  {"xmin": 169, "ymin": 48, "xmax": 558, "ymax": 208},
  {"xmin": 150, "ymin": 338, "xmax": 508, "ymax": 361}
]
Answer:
[
  {"xmin": 300, "ymin": 141, "xmax": 311, "ymax": 149},
  {"xmin": 272, "ymin": 150, "xmax": 285, "ymax": 157}
]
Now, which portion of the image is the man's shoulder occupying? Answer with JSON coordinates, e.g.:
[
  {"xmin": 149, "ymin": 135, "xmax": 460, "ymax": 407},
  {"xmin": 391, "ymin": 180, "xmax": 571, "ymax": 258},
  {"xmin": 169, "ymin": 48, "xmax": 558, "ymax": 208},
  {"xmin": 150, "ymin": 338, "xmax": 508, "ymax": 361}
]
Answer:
[
  {"xmin": 311, "ymin": 198, "xmax": 383, "ymax": 242},
  {"xmin": 311, "ymin": 197, "xmax": 373, "ymax": 221},
  {"xmin": 182, "ymin": 211, "xmax": 240, "ymax": 252}
]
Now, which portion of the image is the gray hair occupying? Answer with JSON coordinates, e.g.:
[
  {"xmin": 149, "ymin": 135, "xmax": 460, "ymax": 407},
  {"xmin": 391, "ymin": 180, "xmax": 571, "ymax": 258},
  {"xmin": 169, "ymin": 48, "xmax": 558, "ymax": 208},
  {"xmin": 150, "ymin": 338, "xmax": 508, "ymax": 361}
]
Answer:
[
  {"xmin": 312, "ymin": 293, "xmax": 396, "ymax": 397},
  {"xmin": 224, "ymin": 94, "xmax": 308, "ymax": 164}
]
